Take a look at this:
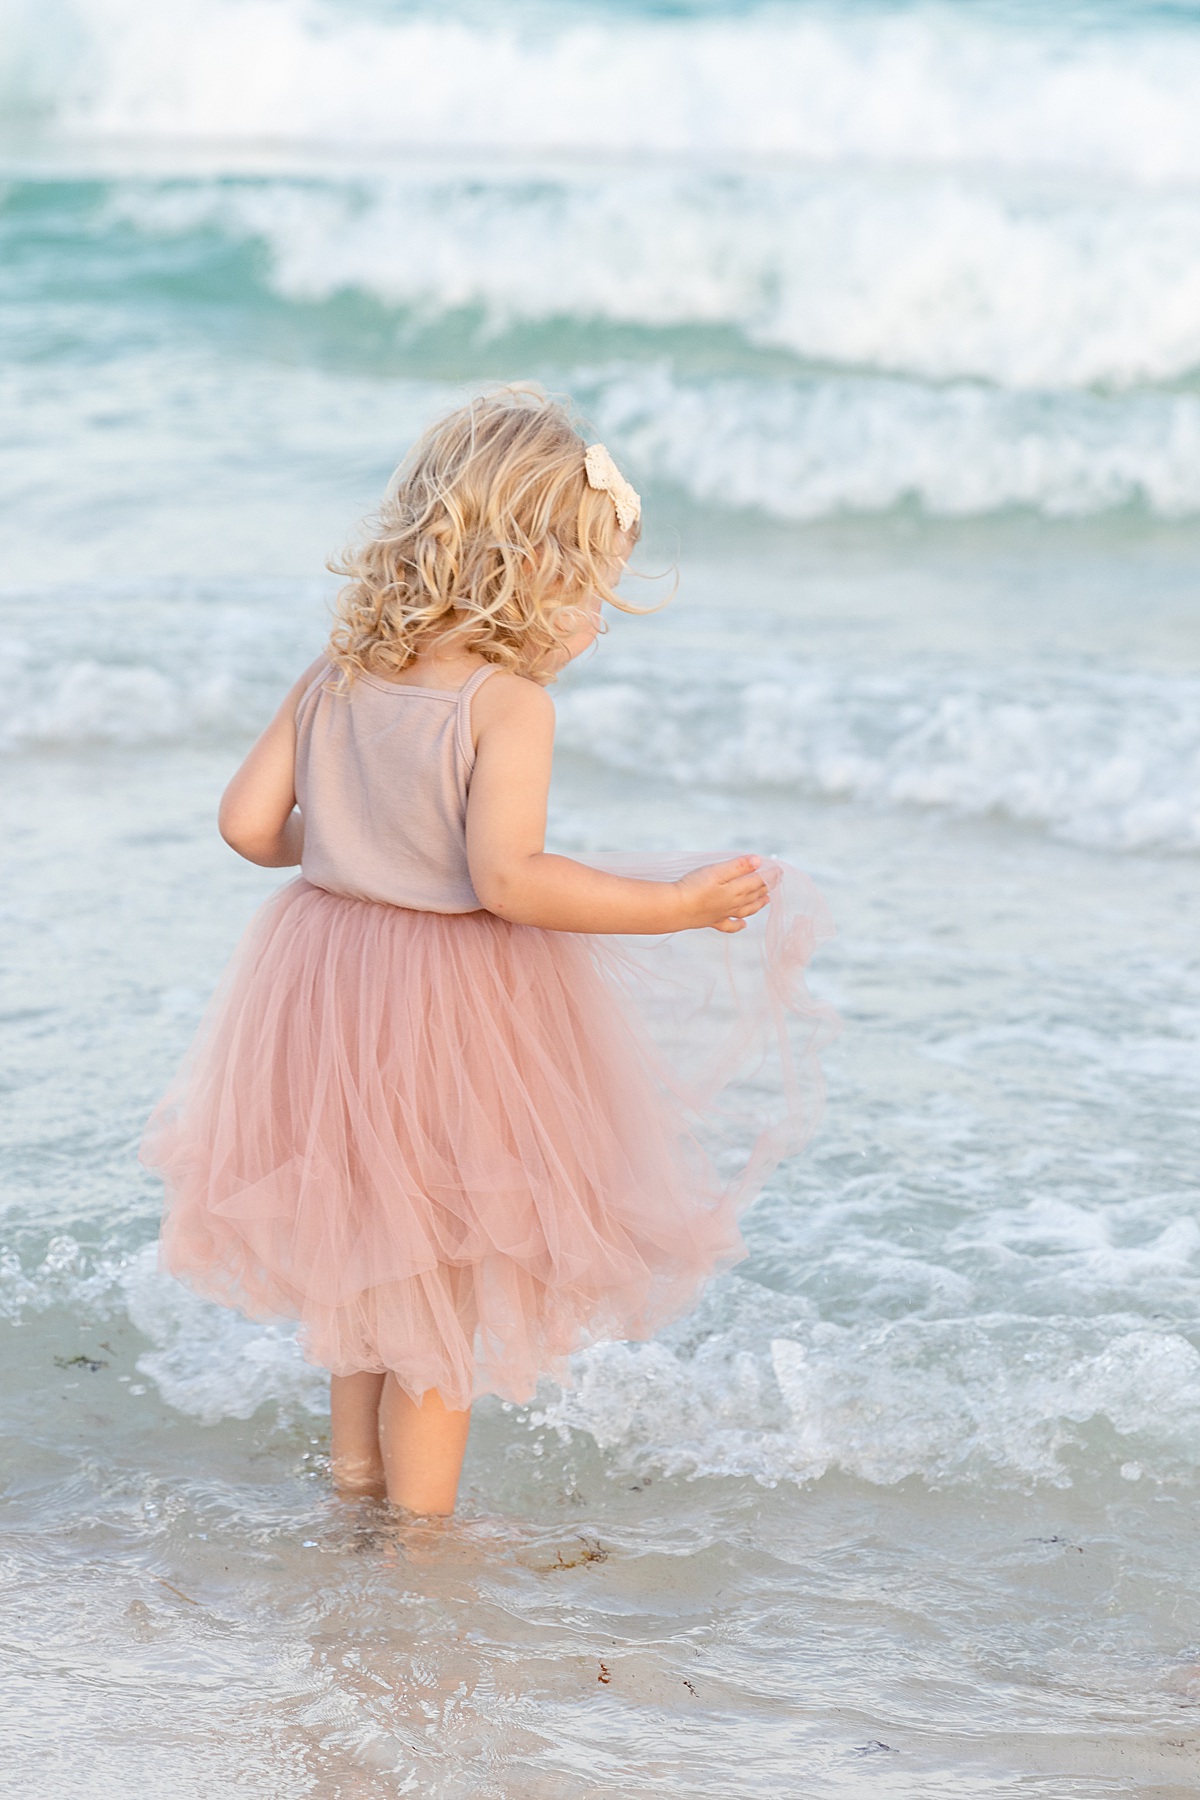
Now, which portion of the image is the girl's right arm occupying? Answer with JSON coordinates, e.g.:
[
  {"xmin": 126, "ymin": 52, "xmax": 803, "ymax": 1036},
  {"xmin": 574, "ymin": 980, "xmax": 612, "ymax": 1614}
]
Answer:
[
  {"xmin": 466, "ymin": 674, "xmax": 769, "ymax": 934},
  {"xmin": 218, "ymin": 659, "xmax": 326, "ymax": 867}
]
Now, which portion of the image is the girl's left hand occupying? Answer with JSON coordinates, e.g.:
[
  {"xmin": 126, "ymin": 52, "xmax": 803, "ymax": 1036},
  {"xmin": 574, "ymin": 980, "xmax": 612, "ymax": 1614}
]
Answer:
[{"xmin": 673, "ymin": 856, "xmax": 771, "ymax": 933}]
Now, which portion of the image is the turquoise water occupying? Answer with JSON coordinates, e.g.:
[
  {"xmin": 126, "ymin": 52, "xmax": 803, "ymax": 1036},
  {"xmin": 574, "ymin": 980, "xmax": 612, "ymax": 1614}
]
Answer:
[{"xmin": 4, "ymin": 1, "xmax": 1200, "ymax": 1793}]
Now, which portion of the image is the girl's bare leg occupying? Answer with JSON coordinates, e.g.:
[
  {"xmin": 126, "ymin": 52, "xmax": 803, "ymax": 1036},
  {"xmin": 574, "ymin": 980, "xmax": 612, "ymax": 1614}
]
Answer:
[
  {"xmin": 330, "ymin": 1371, "xmax": 387, "ymax": 1498},
  {"xmin": 378, "ymin": 1377, "xmax": 471, "ymax": 1515}
]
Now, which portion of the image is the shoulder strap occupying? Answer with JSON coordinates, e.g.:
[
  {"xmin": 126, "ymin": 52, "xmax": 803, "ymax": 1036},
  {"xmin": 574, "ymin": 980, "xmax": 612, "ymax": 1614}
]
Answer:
[
  {"xmin": 295, "ymin": 659, "xmax": 335, "ymax": 727},
  {"xmin": 458, "ymin": 663, "xmax": 497, "ymax": 701},
  {"xmin": 455, "ymin": 663, "xmax": 497, "ymax": 765}
]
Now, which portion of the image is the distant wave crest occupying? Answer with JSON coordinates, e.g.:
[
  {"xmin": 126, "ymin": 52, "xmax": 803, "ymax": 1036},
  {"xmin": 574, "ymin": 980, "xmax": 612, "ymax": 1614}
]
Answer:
[
  {"xmin": 9, "ymin": 0, "xmax": 1200, "ymax": 182},
  {"xmin": 590, "ymin": 366, "xmax": 1200, "ymax": 519},
  {"xmin": 109, "ymin": 172, "xmax": 1200, "ymax": 390}
]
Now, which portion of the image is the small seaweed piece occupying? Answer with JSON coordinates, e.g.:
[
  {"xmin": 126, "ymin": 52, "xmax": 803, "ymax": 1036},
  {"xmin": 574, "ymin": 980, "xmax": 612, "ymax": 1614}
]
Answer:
[
  {"xmin": 54, "ymin": 1354, "xmax": 107, "ymax": 1373},
  {"xmin": 523, "ymin": 1532, "xmax": 610, "ymax": 1574},
  {"xmin": 597, "ymin": 1663, "xmax": 611, "ymax": 1685},
  {"xmin": 553, "ymin": 1535, "xmax": 608, "ymax": 1570},
  {"xmin": 155, "ymin": 1578, "xmax": 199, "ymax": 1606}
]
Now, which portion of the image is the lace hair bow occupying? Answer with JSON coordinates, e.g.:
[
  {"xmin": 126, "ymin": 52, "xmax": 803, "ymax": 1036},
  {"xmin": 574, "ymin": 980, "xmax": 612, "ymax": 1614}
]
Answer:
[{"xmin": 584, "ymin": 443, "xmax": 641, "ymax": 533}]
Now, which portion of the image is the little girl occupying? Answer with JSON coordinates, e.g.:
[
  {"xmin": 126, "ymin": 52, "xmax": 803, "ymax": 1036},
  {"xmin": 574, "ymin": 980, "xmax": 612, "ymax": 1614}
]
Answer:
[{"xmin": 142, "ymin": 388, "xmax": 833, "ymax": 1517}]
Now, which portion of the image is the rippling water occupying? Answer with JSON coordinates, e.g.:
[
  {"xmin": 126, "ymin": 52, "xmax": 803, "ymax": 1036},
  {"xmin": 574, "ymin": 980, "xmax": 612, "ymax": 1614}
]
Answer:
[{"xmin": 4, "ymin": 1, "xmax": 1200, "ymax": 1793}]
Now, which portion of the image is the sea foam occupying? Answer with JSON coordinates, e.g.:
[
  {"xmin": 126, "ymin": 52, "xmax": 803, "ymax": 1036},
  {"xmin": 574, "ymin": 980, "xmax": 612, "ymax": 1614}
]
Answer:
[
  {"xmin": 6, "ymin": 633, "xmax": 1200, "ymax": 856},
  {"xmin": 536, "ymin": 1311, "xmax": 1200, "ymax": 1491},
  {"xmin": 120, "ymin": 1244, "xmax": 328, "ymax": 1425},
  {"xmin": 8, "ymin": 1239, "xmax": 1194, "ymax": 1491},
  {"xmin": 591, "ymin": 366, "xmax": 1200, "ymax": 516},
  {"xmin": 9, "ymin": 326, "xmax": 1200, "ymax": 546},
  {"xmin": 11, "ymin": 0, "xmax": 1200, "ymax": 181},
  {"xmin": 108, "ymin": 169, "xmax": 1200, "ymax": 391},
  {"xmin": 556, "ymin": 660, "xmax": 1200, "ymax": 854}
]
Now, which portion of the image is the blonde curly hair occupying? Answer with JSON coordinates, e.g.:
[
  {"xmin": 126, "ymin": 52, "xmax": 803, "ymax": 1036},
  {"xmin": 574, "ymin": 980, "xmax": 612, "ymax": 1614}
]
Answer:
[{"xmin": 328, "ymin": 387, "xmax": 643, "ymax": 686}]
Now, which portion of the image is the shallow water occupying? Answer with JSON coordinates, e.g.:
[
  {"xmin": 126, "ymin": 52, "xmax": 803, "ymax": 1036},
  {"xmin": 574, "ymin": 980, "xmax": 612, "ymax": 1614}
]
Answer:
[{"xmin": 5, "ymin": 1, "xmax": 1200, "ymax": 1794}]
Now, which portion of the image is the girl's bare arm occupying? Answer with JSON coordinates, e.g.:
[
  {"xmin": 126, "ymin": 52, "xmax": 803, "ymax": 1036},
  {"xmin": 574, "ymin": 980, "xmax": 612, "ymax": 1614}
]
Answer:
[
  {"xmin": 465, "ymin": 674, "xmax": 769, "ymax": 934},
  {"xmin": 217, "ymin": 660, "xmax": 325, "ymax": 867}
]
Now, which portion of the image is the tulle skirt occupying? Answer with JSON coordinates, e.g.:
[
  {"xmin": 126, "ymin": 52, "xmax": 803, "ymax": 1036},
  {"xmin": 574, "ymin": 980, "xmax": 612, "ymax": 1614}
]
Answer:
[{"xmin": 141, "ymin": 862, "xmax": 836, "ymax": 1408}]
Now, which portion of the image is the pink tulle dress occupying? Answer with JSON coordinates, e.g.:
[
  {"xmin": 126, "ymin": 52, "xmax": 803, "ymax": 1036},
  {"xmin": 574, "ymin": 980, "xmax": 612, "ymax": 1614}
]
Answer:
[{"xmin": 141, "ymin": 663, "xmax": 836, "ymax": 1408}]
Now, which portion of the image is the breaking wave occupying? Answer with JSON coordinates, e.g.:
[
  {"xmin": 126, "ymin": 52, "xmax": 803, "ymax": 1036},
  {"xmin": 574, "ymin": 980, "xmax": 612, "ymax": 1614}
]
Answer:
[{"xmin": 9, "ymin": 0, "xmax": 1200, "ymax": 182}]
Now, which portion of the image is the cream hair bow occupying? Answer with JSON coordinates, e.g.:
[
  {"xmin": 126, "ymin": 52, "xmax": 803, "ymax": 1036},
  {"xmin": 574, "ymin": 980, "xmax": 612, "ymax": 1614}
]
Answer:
[{"xmin": 584, "ymin": 443, "xmax": 641, "ymax": 533}]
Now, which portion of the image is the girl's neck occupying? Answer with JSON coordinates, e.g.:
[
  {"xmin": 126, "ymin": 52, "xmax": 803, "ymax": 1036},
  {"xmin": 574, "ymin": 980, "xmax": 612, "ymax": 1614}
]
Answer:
[{"xmin": 379, "ymin": 642, "xmax": 487, "ymax": 690}]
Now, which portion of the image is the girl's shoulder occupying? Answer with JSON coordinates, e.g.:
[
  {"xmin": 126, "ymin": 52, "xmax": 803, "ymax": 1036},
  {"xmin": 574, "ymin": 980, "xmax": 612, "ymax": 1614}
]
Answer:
[
  {"xmin": 286, "ymin": 656, "xmax": 335, "ymax": 723},
  {"xmin": 470, "ymin": 666, "xmax": 555, "ymax": 749},
  {"xmin": 473, "ymin": 666, "xmax": 554, "ymax": 720}
]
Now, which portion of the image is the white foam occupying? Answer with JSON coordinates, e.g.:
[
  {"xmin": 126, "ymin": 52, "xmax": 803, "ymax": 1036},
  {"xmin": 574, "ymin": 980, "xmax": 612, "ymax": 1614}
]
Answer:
[
  {"xmin": 12, "ymin": 0, "xmax": 1200, "ymax": 183},
  {"xmin": 0, "ymin": 1236, "xmax": 325, "ymax": 1422},
  {"xmin": 0, "ymin": 1234, "xmax": 127, "ymax": 1321},
  {"xmin": 537, "ymin": 1310, "xmax": 1200, "ymax": 1490},
  {"xmin": 10, "ymin": 1232, "xmax": 1200, "ymax": 1487},
  {"xmin": 9, "ymin": 335, "xmax": 1200, "ymax": 558},
  {"xmin": 110, "ymin": 168, "xmax": 1200, "ymax": 390},
  {"xmin": 591, "ymin": 365, "xmax": 1200, "ymax": 516},
  {"xmin": 555, "ymin": 660, "xmax": 1200, "ymax": 853},
  {"xmin": 571, "ymin": 359, "xmax": 1191, "ymax": 522},
  {"xmin": 770, "ymin": 1319, "xmax": 1200, "ymax": 1487},
  {"xmin": 120, "ymin": 1243, "xmax": 327, "ymax": 1424},
  {"xmin": 0, "ymin": 650, "xmax": 240, "ymax": 751},
  {"xmin": 8, "ymin": 609, "xmax": 1200, "ymax": 859}
]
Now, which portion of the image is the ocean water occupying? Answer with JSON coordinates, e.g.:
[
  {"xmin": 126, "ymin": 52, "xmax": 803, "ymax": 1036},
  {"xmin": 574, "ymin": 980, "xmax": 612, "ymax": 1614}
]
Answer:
[{"xmin": 4, "ymin": 0, "xmax": 1200, "ymax": 1793}]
